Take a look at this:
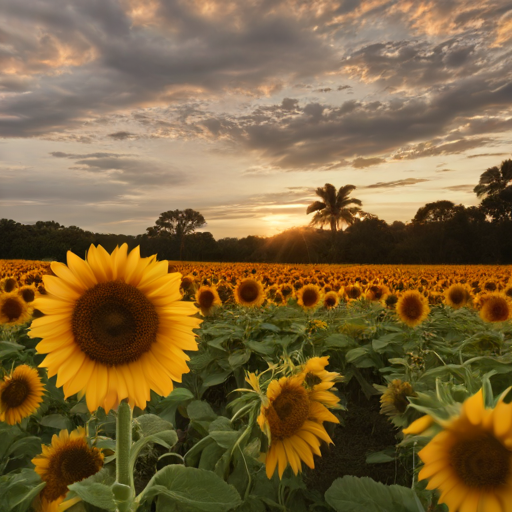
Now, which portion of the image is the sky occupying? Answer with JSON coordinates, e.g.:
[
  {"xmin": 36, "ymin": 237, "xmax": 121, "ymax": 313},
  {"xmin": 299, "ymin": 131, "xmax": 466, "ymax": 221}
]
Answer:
[{"xmin": 0, "ymin": 0, "xmax": 511, "ymax": 239}]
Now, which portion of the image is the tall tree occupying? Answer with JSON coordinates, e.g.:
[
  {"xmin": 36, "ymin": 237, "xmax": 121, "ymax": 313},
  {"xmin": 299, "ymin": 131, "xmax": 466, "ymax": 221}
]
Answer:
[
  {"xmin": 306, "ymin": 184, "xmax": 362, "ymax": 235},
  {"xmin": 474, "ymin": 159, "xmax": 512, "ymax": 222},
  {"xmin": 413, "ymin": 201, "xmax": 457, "ymax": 223},
  {"xmin": 147, "ymin": 209, "xmax": 206, "ymax": 260}
]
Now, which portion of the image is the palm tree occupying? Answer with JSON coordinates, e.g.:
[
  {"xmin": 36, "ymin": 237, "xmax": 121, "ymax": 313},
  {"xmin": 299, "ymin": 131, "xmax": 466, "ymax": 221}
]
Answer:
[
  {"xmin": 474, "ymin": 159, "xmax": 512, "ymax": 198},
  {"xmin": 306, "ymin": 184, "xmax": 362, "ymax": 235}
]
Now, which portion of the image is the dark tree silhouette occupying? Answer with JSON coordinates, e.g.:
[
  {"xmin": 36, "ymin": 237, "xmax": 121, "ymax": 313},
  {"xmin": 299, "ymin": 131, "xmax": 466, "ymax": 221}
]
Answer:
[
  {"xmin": 474, "ymin": 159, "xmax": 512, "ymax": 222},
  {"xmin": 306, "ymin": 184, "xmax": 362, "ymax": 236},
  {"xmin": 147, "ymin": 209, "xmax": 206, "ymax": 260},
  {"xmin": 413, "ymin": 201, "xmax": 457, "ymax": 223}
]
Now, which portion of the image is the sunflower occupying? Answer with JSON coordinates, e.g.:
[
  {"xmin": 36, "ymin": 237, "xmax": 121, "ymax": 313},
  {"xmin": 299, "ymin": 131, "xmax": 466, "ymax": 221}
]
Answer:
[
  {"xmin": 29, "ymin": 244, "xmax": 201, "ymax": 413},
  {"xmin": 412, "ymin": 389, "xmax": 512, "ymax": 512},
  {"xmin": 323, "ymin": 291, "xmax": 339, "ymax": 310},
  {"xmin": 0, "ymin": 365, "xmax": 44, "ymax": 425},
  {"xmin": 258, "ymin": 374, "xmax": 339, "ymax": 479},
  {"xmin": 365, "ymin": 284, "xmax": 390, "ymax": 302},
  {"xmin": 343, "ymin": 284, "xmax": 362, "ymax": 301},
  {"xmin": 195, "ymin": 285, "xmax": 222, "ymax": 316},
  {"xmin": 479, "ymin": 292, "xmax": 512, "ymax": 323},
  {"xmin": 234, "ymin": 278, "xmax": 265, "ymax": 307},
  {"xmin": 1, "ymin": 277, "xmax": 18, "ymax": 293},
  {"xmin": 301, "ymin": 356, "xmax": 341, "ymax": 408},
  {"xmin": 32, "ymin": 427, "xmax": 104, "ymax": 512},
  {"xmin": 0, "ymin": 291, "xmax": 33, "ymax": 325},
  {"xmin": 19, "ymin": 285, "xmax": 36, "ymax": 303},
  {"xmin": 396, "ymin": 290, "xmax": 430, "ymax": 327},
  {"xmin": 444, "ymin": 284, "xmax": 471, "ymax": 309},
  {"xmin": 297, "ymin": 284, "xmax": 322, "ymax": 310},
  {"xmin": 379, "ymin": 379, "xmax": 415, "ymax": 417}
]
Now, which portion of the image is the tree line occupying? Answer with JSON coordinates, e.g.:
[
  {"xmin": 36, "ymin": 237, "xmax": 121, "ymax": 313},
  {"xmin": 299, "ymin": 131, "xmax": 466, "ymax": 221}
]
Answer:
[{"xmin": 1, "ymin": 159, "xmax": 511, "ymax": 265}]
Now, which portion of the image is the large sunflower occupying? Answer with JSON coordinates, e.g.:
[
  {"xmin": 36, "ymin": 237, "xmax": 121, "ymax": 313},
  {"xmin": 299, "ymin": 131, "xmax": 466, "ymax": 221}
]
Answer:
[
  {"xmin": 0, "ymin": 365, "xmax": 45, "ymax": 425},
  {"xmin": 258, "ymin": 373, "xmax": 339, "ymax": 479},
  {"xmin": 379, "ymin": 379, "xmax": 415, "ymax": 418},
  {"xmin": 444, "ymin": 284, "xmax": 471, "ymax": 309},
  {"xmin": 412, "ymin": 389, "xmax": 512, "ymax": 512},
  {"xmin": 32, "ymin": 427, "xmax": 104, "ymax": 512},
  {"xmin": 29, "ymin": 244, "xmax": 201, "ymax": 413},
  {"xmin": 396, "ymin": 290, "xmax": 430, "ymax": 327}
]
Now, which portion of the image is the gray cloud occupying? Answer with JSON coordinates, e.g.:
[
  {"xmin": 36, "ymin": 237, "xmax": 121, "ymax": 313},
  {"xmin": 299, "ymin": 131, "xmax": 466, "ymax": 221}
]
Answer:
[
  {"xmin": 352, "ymin": 157, "xmax": 386, "ymax": 169},
  {"xmin": 467, "ymin": 152, "xmax": 510, "ymax": 159},
  {"xmin": 365, "ymin": 178, "xmax": 430, "ymax": 189},
  {"xmin": 444, "ymin": 184, "xmax": 476, "ymax": 192}
]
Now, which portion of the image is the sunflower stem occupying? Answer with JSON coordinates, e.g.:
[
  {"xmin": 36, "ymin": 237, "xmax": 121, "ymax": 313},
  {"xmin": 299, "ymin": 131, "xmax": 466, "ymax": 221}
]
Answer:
[{"xmin": 114, "ymin": 400, "xmax": 135, "ymax": 512}]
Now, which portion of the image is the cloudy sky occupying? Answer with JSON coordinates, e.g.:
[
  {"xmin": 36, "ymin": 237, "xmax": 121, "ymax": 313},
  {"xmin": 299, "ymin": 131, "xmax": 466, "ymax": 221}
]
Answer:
[{"xmin": 1, "ymin": 0, "xmax": 511, "ymax": 238}]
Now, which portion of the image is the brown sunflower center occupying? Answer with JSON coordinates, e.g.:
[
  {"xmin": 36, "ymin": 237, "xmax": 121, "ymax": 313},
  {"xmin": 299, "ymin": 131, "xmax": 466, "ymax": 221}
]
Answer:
[
  {"xmin": 42, "ymin": 441, "xmax": 103, "ymax": 502},
  {"xmin": 72, "ymin": 281, "xmax": 159, "ymax": 366},
  {"xmin": 1, "ymin": 378, "xmax": 30, "ymax": 408},
  {"xmin": 1, "ymin": 297, "xmax": 23, "ymax": 321},
  {"xmin": 449, "ymin": 288, "xmax": 465, "ymax": 305},
  {"xmin": 304, "ymin": 373, "xmax": 322, "ymax": 388},
  {"xmin": 21, "ymin": 288, "xmax": 35, "ymax": 303},
  {"xmin": 302, "ymin": 288, "xmax": 319, "ymax": 307},
  {"xmin": 3, "ymin": 278, "xmax": 17, "ymax": 293},
  {"xmin": 324, "ymin": 295, "xmax": 337, "ymax": 307},
  {"xmin": 266, "ymin": 385, "xmax": 310, "ymax": 439},
  {"xmin": 450, "ymin": 434, "xmax": 511, "ymax": 489},
  {"xmin": 400, "ymin": 296, "xmax": 423, "ymax": 320},
  {"xmin": 239, "ymin": 281, "xmax": 259, "ymax": 303},
  {"xmin": 198, "ymin": 290, "xmax": 215, "ymax": 309},
  {"xmin": 486, "ymin": 298, "xmax": 509, "ymax": 322},
  {"xmin": 347, "ymin": 287, "xmax": 360, "ymax": 299}
]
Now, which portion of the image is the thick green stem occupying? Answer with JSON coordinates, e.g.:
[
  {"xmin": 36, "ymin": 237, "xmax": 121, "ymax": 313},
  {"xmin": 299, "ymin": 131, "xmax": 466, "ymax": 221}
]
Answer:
[{"xmin": 114, "ymin": 400, "xmax": 134, "ymax": 512}]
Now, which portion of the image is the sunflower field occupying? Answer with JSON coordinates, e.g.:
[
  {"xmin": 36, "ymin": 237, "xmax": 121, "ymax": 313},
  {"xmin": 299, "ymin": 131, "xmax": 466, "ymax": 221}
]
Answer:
[{"xmin": 1, "ymin": 249, "xmax": 512, "ymax": 512}]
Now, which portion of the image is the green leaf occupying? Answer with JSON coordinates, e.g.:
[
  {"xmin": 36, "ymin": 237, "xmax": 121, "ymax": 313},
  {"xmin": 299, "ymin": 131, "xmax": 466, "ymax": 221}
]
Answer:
[
  {"xmin": 187, "ymin": 401, "xmax": 217, "ymax": 423},
  {"xmin": 130, "ymin": 430, "xmax": 179, "ymax": 471},
  {"xmin": 365, "ymin": 447, "xmax": 396, "ymax": 464},
  {"xmin": 68, "ymin": 480, "xmax": 117, "ymax": 511},
  {"xmin": 39, "ymin": 414, "xmax": 73, "ymax": 430},
  {"xmin": 139, "ymin": 465, "xmax": 242, "ymax": 512},
  {"xmin": 0, "ymin": 469, "xmax": 45, "ymax": 512},
  {"xmin": 325, "ymin": 476, "xmax": 424, "ymax": 512},
  {"xmin": 260, "ymin": 323, "xmax": 280, "ymax": 333},
  {"xmin": 323, "ymin": 334, "xmax": 355, "ymax": 349},
  {"xmin": 156, "ymin": 388, "xmax": 195, "ymax": 425},
  {"xmin": 228, "ymin": 350, "xmax": 251, "ymax": 369},
  {"xmin": 0, "ymin": 340, "xmax": 24, "ymax": 360},
  {"xmin": 245, "ymin": 339, "xmax": 275, "ymax": 356},
  {"xmin": 136, "ymin": 414, "xmax": 174, "ymax": 436}
]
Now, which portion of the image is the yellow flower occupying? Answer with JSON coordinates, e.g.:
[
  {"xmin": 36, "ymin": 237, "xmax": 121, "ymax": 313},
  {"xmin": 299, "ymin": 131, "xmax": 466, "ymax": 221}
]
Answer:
[
  {"xmin": 415, "ymin": 389, "xmax": 512, "ymax": 512},
  {"xmin": 297, "ymin": 284, "xmax": 322, "ymax": 310},
  {"xmin": 380, "ymin": 379, "xmax": 415, "ymax": 417},
  {"xmin": 195, "ymin": 285, "xmax": 222, "ymax": 316},
  {"xmin": 0, "ymin": 292, "xmax": 33, "ymax": 325},
  {"xmin": 0, "ymin": 365, "xmax": 45, "ymax": 425},
  {"xmin": 479, "ymin": 292, "xmax": 512, "ymax": 323},
  {"xmin": 29, "ymin": 244, "xmax": 201, "ymax": 413},
  {"xmin": 234, "ymin": 278, "xmax": 265, "ymax": 307},
  {"xmin": 323, "ymin": 291, "xmax": 339, "ymax": 309},
  {"xmin": 396, "ymin": 290, "xmax": 430, "ymax": 327},
  {"xmin": 32, "ymin": 427, "xmax": 104, "ymax": 512},
  {"xmin": 258, "ymin": 374, "xmax": 339, "ymax": 479},
  {"xmin": 444, "ymin": 284, "xmax": 471, "ymax": 309},
  {"xmin": 301, "ymin": 356, "xmax": 341, "ymax": 408}
]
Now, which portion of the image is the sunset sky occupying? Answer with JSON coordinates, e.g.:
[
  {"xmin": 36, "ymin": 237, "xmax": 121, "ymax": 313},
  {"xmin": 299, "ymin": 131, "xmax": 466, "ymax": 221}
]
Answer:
[{"xmin": 1, "ymin": 0, "xmax": 511, "ymax": 238}]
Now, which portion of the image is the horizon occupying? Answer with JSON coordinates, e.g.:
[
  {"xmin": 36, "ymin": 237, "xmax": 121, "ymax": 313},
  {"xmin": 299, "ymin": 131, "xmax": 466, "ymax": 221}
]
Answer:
[{"xmin": 1, "ymin": 1, "xmax": 511, "ymax": 238}]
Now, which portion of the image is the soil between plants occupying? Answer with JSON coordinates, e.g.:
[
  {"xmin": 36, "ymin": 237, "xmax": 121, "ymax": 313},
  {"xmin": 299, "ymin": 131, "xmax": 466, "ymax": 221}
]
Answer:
[{"xmin": 305, "ymin": 392, "xmax": 412, "ymax": 495}]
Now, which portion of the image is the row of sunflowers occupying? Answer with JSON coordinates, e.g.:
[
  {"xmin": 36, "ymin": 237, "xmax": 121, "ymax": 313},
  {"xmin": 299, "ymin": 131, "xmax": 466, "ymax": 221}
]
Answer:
[{"xmin": 0, "ymin": 249, "xmax": 512, "ymax": 512}]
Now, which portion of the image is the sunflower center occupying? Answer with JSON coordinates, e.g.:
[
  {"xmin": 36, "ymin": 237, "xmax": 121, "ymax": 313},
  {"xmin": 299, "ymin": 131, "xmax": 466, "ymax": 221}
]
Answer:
[
  {"xmin": 302, "ymin": 289, "xmax": 319, "ymax": 307},
  {"xmin": 401, "ymin": 296, "xmax": 423, "ymax": 320},
  {"xmin": 21, "ymin": 288, "xmax": 36, "ymax": 303},
  {"xmin": 239, "ymin": 282, "xmax": 259, "ymax": 303},
  {"xmin": 3, "ymin": 278, "xmax": 17, "ymax": 292},
  {"xmin": 42, "ymin": 441, "xmax": 103, "ymax": 502},
  {"xmin": 487, "ymin": 299, "xmax": 509, "ymax": 322},
  {"xmin": 449, "ymin": 288, "xmax": 465, "ymax": 305},
  {"xmin": 72, "ymin": 281, "xmax": 159, "ymax": 366},
  {"xmin": 1, "ymin": 378, "xmax": 30, "ymax": 408},
  {"xmin": 450, "ymin": 434, "xmax": 511, "ymax": 489},
  {"xmin": 199, "ymin": 290, "xmax": 215, "ymax": 309},
  {"xmin": 1, "ymin": 298, "xmax": 23, "ymax": 321},
  {"xmin": 325, "ymin": 295, "xmax": 337, "ymax": 307},
  {"xmin": 304, "ymin": 373, "xmax": 322, "ymax": 388},
  {"xmin": 266, "ymin": 386, "xmax": 310, "ymax": 439}
]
